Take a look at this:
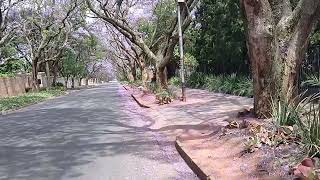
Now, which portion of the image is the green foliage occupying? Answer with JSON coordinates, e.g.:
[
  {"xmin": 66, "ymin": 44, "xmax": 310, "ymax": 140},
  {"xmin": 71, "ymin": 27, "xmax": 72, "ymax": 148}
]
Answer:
[
  {"xmin": 271, "ymin": 100, "xmax": 300, "ymax": 126},
  {"xmin": 0, "ymin": 87, "xmax": 66, "ymax": 112},
  {"xmin": 138, "ymin": 0, "xmax": 176, "ymax": 47},
  {"xmin": 271, "ymin": 93, "xmax": 320, "ymax": 157},
  {"xmin": 127, "ymin": 80, "xmax": 143, "ymax": 87},
  {"xmin": 310, "ymin": 25, "xmax": 320, "ymax": 45},
  {"xmin": 169, "ymin": 76, "xmax": 181, "ymax": 87},
  {"xmin": 156, "ymin": 90, "xmax": 172, "ymax": 98},
  {"xmin": 187, "ymin": 72, "xmax": 253, "ymax": 97},
  {"xmin": 61, "ymin": 48, "xmax": 87, "ymax": 79},
  {"xmin": 300, "ymin": 104, "xmax": 320, "ymax": 157},
  {"xmin": 0, "ymin": 73, "xmax": 16, "ymax": 77},
  {"xmin": 0, "ymin": 43, "xmax": 30, "ymax": 74},
  {"xmin": 187, "ymin": 72, "xmax": 207, "ymax": 89},
  {"xmin": 302, "ymin": 73, "xmax": 320, "ymax": 87},
  {"xmin": 191, "ymin": 0, "xmax": 248, "ymax": 75},
  {"xmin": 301, "ymin": 103, "xmax": 320, "ymax": 157},
  {"xmin": 155, "ymin": 88, "xmax": 175, "ymax": 105},
  {"xmin": 55, "ymin": 82, "xmax": 64, "ymax": 87},
  {"xmin": 147, "ymin": 82, "xmax": 158, "ymax": 93}
]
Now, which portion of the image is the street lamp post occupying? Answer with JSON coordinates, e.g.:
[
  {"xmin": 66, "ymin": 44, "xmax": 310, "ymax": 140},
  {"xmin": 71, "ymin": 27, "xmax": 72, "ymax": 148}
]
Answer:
[{"xmin": 177, "ymin": 0, "xmax": 186, "ymax": 102}]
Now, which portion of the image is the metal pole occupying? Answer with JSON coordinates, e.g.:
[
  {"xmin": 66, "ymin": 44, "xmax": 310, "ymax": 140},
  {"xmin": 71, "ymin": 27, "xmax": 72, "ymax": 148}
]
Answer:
[{"xmin": 177, "ymin": 2, "xmax": 186, "ymax": 102}]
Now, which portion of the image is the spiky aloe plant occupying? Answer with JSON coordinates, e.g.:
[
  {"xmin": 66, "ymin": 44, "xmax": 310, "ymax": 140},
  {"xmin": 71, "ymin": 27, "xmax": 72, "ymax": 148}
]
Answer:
[
  {"xmin": 302, "ymin": 73, "xmax": 320, "ymax": 87},
  {"xmin": 299, "ymin": 102, "xmax": 320, "ymax": 157},
  {"xmin": 272, "ymin": 92, "xmax": 320, "ymax": 126}
]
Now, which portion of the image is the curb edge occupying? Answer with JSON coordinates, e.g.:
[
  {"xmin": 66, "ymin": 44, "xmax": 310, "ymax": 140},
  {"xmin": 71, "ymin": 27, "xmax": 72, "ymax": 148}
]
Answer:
[
  {"xmin": 175, "ymin": 139, "xmax": 211, "ymax": 180},
  {"xmin": 131, "ymin": 94, "xmax": 151, "ymax": 108}
]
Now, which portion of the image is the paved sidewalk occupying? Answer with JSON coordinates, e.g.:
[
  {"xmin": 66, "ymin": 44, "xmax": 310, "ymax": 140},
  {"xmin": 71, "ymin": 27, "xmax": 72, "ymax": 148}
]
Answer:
[
  {"xmin": 130, "ymin": 87, "xmax": 270, "ymax": 179},
  {"xmin": 145, "ymin": 88, "xmax": 253, "ymax": 140}
]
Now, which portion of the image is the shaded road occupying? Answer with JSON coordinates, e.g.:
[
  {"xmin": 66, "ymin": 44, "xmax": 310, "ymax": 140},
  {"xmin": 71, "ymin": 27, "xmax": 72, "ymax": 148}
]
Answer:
[{"xmin": 0, "ymin": 82, "xmax": 197, "ymax": 180}]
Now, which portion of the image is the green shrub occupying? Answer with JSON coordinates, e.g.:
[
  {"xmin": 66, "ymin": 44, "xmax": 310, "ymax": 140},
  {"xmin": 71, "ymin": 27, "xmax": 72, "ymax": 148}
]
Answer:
[
  {"xmin": 187, "ymin": 72, "xmax": 207, "ymax": 89},
  {"xmin": 0, "ymin": 73, "xmax": 15, "ymax": 77},
  {"xmin": 128, "ymin": 80, "xmax": 143, "ymax": 87},
  {"xmin": 302, "ymin": 73, "xmax": 320, "ymax": 87},
  {"xmin": 169, "ymin": 77, "xmax": 182, "ymax": 87},
  {"xmin": 271, "ymin": 99, "xmax": 300, "ymax": 126},
  {"xmin": 302, "ymin": 103, "xmax": 320, "ymax": 157},
  {"xmin": 187, "ymin": 73, "xmax": 253, "ymax": 97},
  {"xmin": 295, "ymin": 94, "xmax": 320, "ymax": 157},
  {"xmin": 271, "ymin": 93, "xmax": 320, "ymax": 157},
  {"xmin": 55, "ymin": 82, "xmax": 64, "ymax": 87}
]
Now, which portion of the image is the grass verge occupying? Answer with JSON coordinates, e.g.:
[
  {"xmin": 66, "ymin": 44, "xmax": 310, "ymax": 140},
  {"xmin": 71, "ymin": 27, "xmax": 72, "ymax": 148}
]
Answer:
[
  {"xmin": 170, "ymin": 72, "xmax": 253, "ymax": 97},
  {"xmin": 0, "ymin": 87, "xmax": 66, "ymax": 112}
]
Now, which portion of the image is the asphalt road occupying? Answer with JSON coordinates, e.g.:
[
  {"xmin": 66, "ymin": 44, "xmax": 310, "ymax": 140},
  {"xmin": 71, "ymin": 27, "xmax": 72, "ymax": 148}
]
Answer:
[{"xmin": 0, "ymin": 82, "xmax": 197, "ymax": 180}]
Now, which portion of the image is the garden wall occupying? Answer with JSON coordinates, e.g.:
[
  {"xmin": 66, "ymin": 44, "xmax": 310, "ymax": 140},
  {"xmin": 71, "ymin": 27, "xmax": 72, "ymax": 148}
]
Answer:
[
  {"xmin": 0, "ymin": 75, "xmax": 32, "ymax": 98},
  {"xmin": 0, "ymin": 72, "xmax": 101, "ymax": 98}
]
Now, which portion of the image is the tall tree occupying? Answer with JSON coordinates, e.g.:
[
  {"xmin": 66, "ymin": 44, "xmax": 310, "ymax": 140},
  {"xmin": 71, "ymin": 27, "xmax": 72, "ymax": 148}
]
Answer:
[
  {"xmin": 192, "ymin": 0, "xmax": 248, "ymax": 75},
  {"xmin": 0, "ymin": 0, "xmax": 23, "ymax": 64},
  {"xmin": 20, "ymin": 0, "xmax": 77, "ymax": 89},
  {"xmin": 241, "ymin": 0, "xmax": 320, "ymax": 117},
  {"xmin": 86, "ymin": 0, "xmax": 199, "ymax": 88}
]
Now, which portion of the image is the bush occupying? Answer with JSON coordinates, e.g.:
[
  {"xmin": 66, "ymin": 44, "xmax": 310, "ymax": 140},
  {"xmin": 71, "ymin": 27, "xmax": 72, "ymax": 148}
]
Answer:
[
  {"xmin": 187, "ymin": 73, "xmax": 253, "ymax": 97},
  {"xmin": 0, "ymin": 73, "xmax": 15, "ymax": 77},
  {"xmin": 55, "ymin": 82, "xmax": 64, "ymax": 87},
  {"xmin": 187, "ymin": 72, "xmax": 208, "ymax": 89},
  {"xmin": 271, "ymin": 99, "xmax": 300, "ymax": 126},
  {"xmin": 302, "ymin": 73, "xmax": 320, "ymax": 87},
  {"xmin": 295, "ymin": 94, "xmax": 320, "ymax": 157},
  {"xmin": 271, "ymin": 93, "xmax": 320, "ymax": 157},
  {"xmin": 169, "ymin": 77, "xmax": 182, "ymax": 87},
  {"xmin": 302, "ymin": 103, "xmax": 320, "ymax": 157},
  {"xmin": 155, "ymin": 89, "xmax": 174, "ymax": 105},
  {"xmin": 128, "ymin": 80, "xmax": 143, "ymax": 87}
]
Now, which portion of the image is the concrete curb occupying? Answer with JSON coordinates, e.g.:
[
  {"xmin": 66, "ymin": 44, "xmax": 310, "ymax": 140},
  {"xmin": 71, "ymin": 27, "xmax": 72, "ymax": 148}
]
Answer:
[
  {"xmin": 122, "ymin": 85, "xmax": 151, "ymax": 108},
  {"xmin": 131, "ymin": 94, "xmax": 151, "ymax": 108},
  {"xmin": 175, "ymin": 139, "xmax": 211, "ymax": 180},
  {"xmin": 123, "ymin": 85, "xmax": 129, "ymax": 90}
]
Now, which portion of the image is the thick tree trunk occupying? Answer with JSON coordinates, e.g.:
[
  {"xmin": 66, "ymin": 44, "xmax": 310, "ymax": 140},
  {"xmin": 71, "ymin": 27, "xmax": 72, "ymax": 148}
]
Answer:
[
  {"xmin": 242, "ymin": 0, "xmax": 320, "ymax": 118},
  {"xmin": 242, "ymin": 0, "xmax": 274, "ymax": 118},
  {"xmin": 156, "ymin": 66, "xmax": 168, "ymax": 89}
]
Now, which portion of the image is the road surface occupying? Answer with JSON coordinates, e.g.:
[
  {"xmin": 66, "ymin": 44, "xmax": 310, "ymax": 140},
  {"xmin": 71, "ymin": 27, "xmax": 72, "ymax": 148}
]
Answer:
[{"xmin": 0, "ymin": 82, "xmax": 197, "ymax": 180}]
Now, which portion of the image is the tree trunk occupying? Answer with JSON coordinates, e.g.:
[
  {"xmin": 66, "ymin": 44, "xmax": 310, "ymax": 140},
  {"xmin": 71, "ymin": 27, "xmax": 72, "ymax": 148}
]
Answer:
[
  {"xmin": 64, "ymin": 77, "xmax": 68, "ymax": 89},
  {"xmin": 71, "ymin": 77, "xmax": 75, "ymax": 89},
  {"xmin": 131, "ymin": 64, "xmax": 137, "ymax": 81},
  {"xmin": 52, "ymin": 65, "xmax": 58, "ymax": 87},
  {"xmin": 241, "ymin": 0, "xmax": 320, "ymax": 118},
  {"xmin": 45, "ymin": 61, "xmax": 51, "ymax": 89},
  {"xmin": 242, "ymin": 0, "xmax": 274, "ymax": 118},
  {"xmin": 86, "ymin": 78, "xmax": 89, "ymax": 86},
  {"xmin": 78, "ymin": 78, "xmax": 82, "ymax": 86},
  {"xmin": 156, "ymin": 66, "xmax": 168, "ymax": 89},
  {"xmin": 140, "ymin": 59, "xmax": 148, "ymax": 87},
  {"xmin": 31, "ymin": 61, "xmax": 39, "ymax": 91}
]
